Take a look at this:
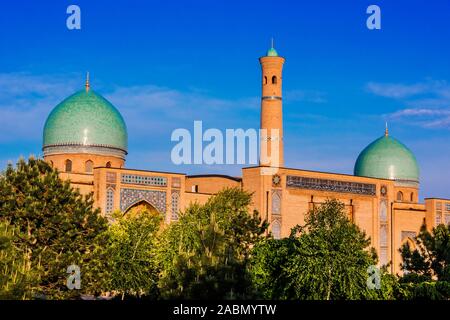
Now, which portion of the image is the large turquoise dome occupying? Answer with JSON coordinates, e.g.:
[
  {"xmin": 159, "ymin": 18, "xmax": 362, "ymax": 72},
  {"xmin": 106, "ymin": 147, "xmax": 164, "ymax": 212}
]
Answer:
[
  {"xmin": 43, "ymin": 88, "xmax": 128, "ymax": 158},
  {"xmin": 354, "ymin": 131, "xmax": 419, "ymax": 183}
]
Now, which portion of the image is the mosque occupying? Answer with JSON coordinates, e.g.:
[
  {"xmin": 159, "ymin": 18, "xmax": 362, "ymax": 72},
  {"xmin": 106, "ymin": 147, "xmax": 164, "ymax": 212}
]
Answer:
[{"xmin": 42, "ymin": 45, "xmax": 449, "ymax": 274}]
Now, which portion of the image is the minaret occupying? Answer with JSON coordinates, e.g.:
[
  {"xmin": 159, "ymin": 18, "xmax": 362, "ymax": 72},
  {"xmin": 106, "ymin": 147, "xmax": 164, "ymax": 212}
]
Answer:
[{"xmin": 259, "ymin": 40, "xmax": 285, "ymax": 168}]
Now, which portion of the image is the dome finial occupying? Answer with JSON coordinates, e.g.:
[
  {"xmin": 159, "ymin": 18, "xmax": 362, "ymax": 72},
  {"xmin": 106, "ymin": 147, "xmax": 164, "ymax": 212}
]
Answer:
[
  {"xmin": 85, "ymin": 72, "xmax": 90, "ymax": 92},
  {"xmin": 266, "ymin": 38, "xmax": 278, "ymax": 57},
  {"xmin": 385, "ymin": 122, "xmax": 389, "ymax": 137}
]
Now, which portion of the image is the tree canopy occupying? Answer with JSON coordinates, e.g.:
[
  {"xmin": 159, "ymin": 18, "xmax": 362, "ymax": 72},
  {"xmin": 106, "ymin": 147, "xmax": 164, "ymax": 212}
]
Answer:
[
  {"xmin": 399, "ymin": 223, "xmax": 450, "ymax": 299},
  {"xmin": 0, "ymin": 158, "xmax": 109, "ymax": 299},
  {"xmin": 157, "ymin": 187, "xmax": 267, "ymax": 299},
  {"xmin": 0, "ymin": 221, "xmax": 37, "ymax": 299},
  {"xmin": 106, "ymin": 210, "xmax": 162, "ymax": 299},
  {"xmin": 2, "ymin": 158, "xmax": 449, "ymax": 300},
  {"xmin": 251, "ymin": 199, "xmax": 384, "ymax": 300}
]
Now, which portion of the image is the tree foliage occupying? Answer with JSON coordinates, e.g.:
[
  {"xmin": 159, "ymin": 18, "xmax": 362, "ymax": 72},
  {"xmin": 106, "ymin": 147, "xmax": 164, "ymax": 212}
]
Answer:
[
  {"xmin": 106, "ymin": 210, "xmax": 162, "ymax": 299},
  {"xmin": 400, "ymin": 223, "xmax": 450, "ymax": 281},
  {"xmin": 157, "ymin": 187, "xmax": 267, "ymax": 299},
  {"xmin": 3, "ymin": 157, "xmax": 449, "ymax": 300},
  {"xmin": 250, "ymin": 237, "xmax": 296, "ymax": 299},
  {"xmin": 399, "ymin": 223, "xmax": 450, "ymax": 299},
  {"xmin": 0, "ymin": 157, "xmax": 109, "ymax": 299},
  {"xmin": 0, "ymin": 221, "xmax": 37, "ymax": 299},
  {"xmin": 251, "ymin": 199, "xmax": 383, "ymax": 300}
]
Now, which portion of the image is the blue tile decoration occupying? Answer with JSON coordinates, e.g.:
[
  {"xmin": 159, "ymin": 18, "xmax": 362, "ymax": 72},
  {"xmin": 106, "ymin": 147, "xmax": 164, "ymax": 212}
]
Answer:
[
  {"xmin": 171, "ymin": 190, "xmax": 180, "ymax": 220},
  {"xmin": 121, "ymin": 174, "xmax": 167, "ymax": 187},
  {"xmin": 120, "ymin": 188, "xmax": 166, "ymax": 214}
]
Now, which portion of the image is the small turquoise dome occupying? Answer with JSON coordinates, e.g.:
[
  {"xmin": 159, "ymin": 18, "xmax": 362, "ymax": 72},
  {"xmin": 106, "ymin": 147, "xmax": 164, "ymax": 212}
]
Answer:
[
  {"xmin": 354, "ymin": 132, "xmax": 419, "ymax": 182},
  {"xmin": 266, "ymin": 47, "xmax": 278, "ymax": 57},
  {"xmin": 43, "ymin": 89, "xmax": 128, "ymax": 152}
]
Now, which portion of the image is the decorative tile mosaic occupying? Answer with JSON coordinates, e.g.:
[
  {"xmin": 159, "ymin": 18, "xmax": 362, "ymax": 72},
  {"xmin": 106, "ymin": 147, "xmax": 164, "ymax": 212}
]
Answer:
[
  {"xmin": 121, "ymin": 174, "xmax": 167, "ymax": 187},
  {"xmin": 120, "ymin": 188, "xmax": 166, "ymax": 213},
  {"xmin": 106, "ymin": 188, "xmax": 115, "ymax": 214},
  {"xmin": 43, "ymin": 144, "xmax": 126, "ymax": 159},
  {"xmin": 171, "ymin": 190, "xmax": 180, "ymax": 220},
  {"xmin": 286, "ymin": 175, "xmax": 376, "ymax": 196},
  {"xmin": 43, "ymin": 90, "xmax": 128, "ymax": 151}
]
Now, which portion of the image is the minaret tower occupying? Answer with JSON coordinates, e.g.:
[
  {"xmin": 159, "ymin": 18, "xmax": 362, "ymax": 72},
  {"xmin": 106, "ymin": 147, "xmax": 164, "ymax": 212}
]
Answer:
[{"xmin": 259, "ymin": 40, "xmax": 285, "ymax": 168}]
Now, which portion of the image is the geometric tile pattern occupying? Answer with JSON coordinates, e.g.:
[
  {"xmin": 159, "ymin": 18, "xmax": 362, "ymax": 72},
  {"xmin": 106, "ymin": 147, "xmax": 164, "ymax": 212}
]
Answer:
[
  {"xmin": 106, "ymin": 187, "xmax": 115, "ymax": 214},
  {"xmin": 120, "ymin": 188, "xmax": 166, "ymax": 214},
  {"xmin": 121, "ymin": 174, "xmax": 167, "ymax": 187},
  {"xmin": 171, "ymin": 190, "xmax": 180, "ymax": 220}
]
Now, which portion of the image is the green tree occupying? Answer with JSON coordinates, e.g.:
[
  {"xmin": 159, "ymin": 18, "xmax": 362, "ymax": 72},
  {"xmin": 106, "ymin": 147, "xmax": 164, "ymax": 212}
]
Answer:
[
  {"xmin": 399, "ymin": 223, "xmax": 450, "ymax": 299},
  {"xmin": 249, "ymin": 237, "xmax": 296, "ymax": 299},
  {"xmin": 158, "ymin": 187, "xmax": 267, "ymax": 299},
  {"xmin": 0, "ymin": 157, "xmax": 109, "ymax": 299},
  {"xmin": 0, "ymin": 221, "xmax": 38, "ymax": 299},
  {"xmin": 400, "ymin": 223, "xmax": 450, "ymax": 281},
  {"xmin": 251, "ymin": 199, "xmax": 385, "ymax": 300},
  {"xmin": 106, "ymin": 210, "xmax": 162, "ymax": 299}
]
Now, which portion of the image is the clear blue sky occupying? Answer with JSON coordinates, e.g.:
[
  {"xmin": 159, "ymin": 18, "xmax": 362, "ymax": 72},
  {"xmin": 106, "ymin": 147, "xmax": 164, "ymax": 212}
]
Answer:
[{"xmin": 1, "ymin": 0, "xmax": 449, "ymax": 199}]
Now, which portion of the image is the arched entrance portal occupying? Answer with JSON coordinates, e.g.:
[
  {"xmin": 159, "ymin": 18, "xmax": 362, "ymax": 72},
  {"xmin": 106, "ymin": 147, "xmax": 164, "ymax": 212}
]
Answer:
[{"xmin": 124, "ymin": 200, "xmax": 161, "ymax": 218}]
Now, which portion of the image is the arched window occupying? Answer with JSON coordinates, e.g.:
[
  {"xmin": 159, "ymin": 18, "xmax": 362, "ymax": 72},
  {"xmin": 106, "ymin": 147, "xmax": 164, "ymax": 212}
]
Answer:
[
  {"xmin": 65, "ymin": 159, "xmax": 72, "ymax": 172},
  {"xmin": 397, "ymin": 191, "xmax": 403, "ymax": 202},
  {"xmin": 106, "ymin": 161, "xmax": 111, "ymax": 168},
  {"xmin": 410, "ymin": 192, "xmax": 414, "ymax": 202},
  {"xmin": 264, "ymin": 76, "xmax": 267, "ymax": 85},
  {"xmin": 272, "ymin": 75, "xmax": 277, "ymax": 84},
  {"xmin": 85, "ymin": 160, "xmax": 93, "ymax": 173},
  {"xmin": 272, "ymin": 191, "xmax": 281, "ymax": 215},
  {"xmin": 272, "ymin": 220, "xmax": 281, "ymax": 240},
  {"xmin": 379, "ymin": 201, "xmax": 388, "ymax": 265},
  {"xmin": 380, "ymin": 201, "xmax": 387, "ymax": 222}
]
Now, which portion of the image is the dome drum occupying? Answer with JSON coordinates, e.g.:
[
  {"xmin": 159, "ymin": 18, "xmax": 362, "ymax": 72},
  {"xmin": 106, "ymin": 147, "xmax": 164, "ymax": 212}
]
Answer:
[
  {"xmin": 43, "ymin": 143, "xmax": 127, "ymax": 160},
  {"xmin": 393, "ymin": 179, "xmax": 419, "ymax": 189}
]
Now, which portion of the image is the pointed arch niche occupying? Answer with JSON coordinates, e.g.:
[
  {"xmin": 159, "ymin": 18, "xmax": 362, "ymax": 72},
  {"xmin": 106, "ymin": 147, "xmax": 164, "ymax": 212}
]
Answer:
[{"xmin": 124, "ymin": 199, "xmax": 161, "ymax": 217}]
